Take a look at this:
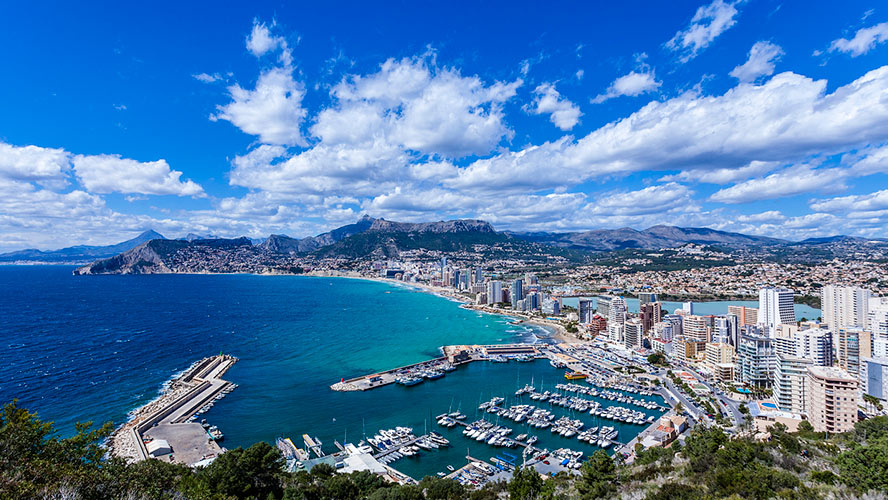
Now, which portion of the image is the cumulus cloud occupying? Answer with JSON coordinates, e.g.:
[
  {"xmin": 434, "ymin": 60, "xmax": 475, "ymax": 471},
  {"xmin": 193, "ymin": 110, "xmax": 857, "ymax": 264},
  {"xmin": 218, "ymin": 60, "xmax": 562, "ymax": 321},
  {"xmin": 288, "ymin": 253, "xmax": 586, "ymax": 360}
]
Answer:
[
  {"xmin": 827, "ymin": 22, "xmax": 888, "ymax": 57},
  {"xmin": 736, "ymin": 210, "xmax": 786, "ymax": 223},
  {"xmin": 246, "ymin": 20, "xmax": 292, "ymax": 66},
  {"xmin": 453, "ymin": 66, "xmax": 888, "ymax": 193},
  {"xmin": 72, "ymin": 155, "xmax": 204, "ymax": 197},
  {"xmin": 667, "ymin": 0, "xmax": 741, "ymax": 62},
  {"xmin": 662, "ymin": 161, "xmax": 780, "ymax": 184},
  {"xmin": 589, "ymin": 183, "xmax": 695, "ymax": 216},
  {"xmin": 212, "ymin": 67, "xmax": 308, "ymax": 147},
  {"xmin": 529, "ymin": 83, "xmax": 582, "ymax": 130},
  {"xmin": 709, "ymin": 164, "xmax": 845, "ymax": 203},
  {"xmin": 730, "ymin": 41, "xmax": 784, "ymax": 82},
  {"xmin": 0, "ymin": 142, "xmax": 71, "ymax": 188},
  {"xmin": 591, "ymin": 71, "xmax": 661, "ymax": 103}
]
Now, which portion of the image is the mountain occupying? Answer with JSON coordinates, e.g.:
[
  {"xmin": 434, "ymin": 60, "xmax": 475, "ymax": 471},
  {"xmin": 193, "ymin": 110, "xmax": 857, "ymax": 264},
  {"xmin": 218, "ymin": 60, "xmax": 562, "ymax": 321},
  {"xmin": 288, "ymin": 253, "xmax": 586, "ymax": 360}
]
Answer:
[
  {"xmin": 259, "ymin": 216, "xmax": 497, "ymax": 256},
  {"xmin": 314, "ymin": 219, "xmax": 506, "ymax": 259},
  {"xmin": 73, "ymin": 237, "xmax": 253, "ymax": 275},
  {"xmin": 512, "ymin": 225, "xmax": 784, "ymax": 251},
  {"xmin": 260, "ymin": 215, "xmax": 377, "ymax": 254},
  {"xmin": 0, "ymin": 230, "xmax": 165, "ymax": 263}
]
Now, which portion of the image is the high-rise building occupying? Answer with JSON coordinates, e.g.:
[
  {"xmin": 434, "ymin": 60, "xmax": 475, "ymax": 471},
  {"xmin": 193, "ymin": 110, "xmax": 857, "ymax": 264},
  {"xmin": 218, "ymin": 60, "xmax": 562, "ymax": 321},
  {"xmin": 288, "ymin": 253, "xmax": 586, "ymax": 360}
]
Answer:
[
  {"xmin": 663, "ymin": 314, "xmax": 683, "ymax": 338},
  {"xmin": 638, "ymin": 292, "xmax": 658, "ymax": 305},
  {"xmin": 774, "ymin": 327, "xmax": 833, "ymax": 367},
  {"xmin": 806, "ymin": 366, "xmax": 859, "ymax": 433},
  {"xmin": 640, "ymin": 301, "xmax": 662, "ymax": 334},
  {"xmin": 705, "ymin": 342, "xmax": 734, "ymax": 369},
  {"xmin": 759, "ymin": 287, "xmax": 796, "ymax": 334},
  {"xmin": 525, "ymin": 273, "xmax": 538, "ymax": 285},
  {"xmin": 510, "ymin": 279, "xmax": 524, "ymax": 308},
  {"xmin": 837, "ymin": 327, "xmax": 872, "ymax": 379},
  {"xmin": 862, "ymin": 357, "xmax": 888, "ymax": 404},
  {"xmin": 683, "ymin": 302, "xmax": 694, "ymax": 315},
  {"xmin": 654, "ymin": 321, "xmax": 675, "ymax": 342},
  {"xmin": 681, "ymin": 315, "xmax": 709, "ymax": 342},
  {"xmin": 739, "ymin": 335, "xmax": 776, "ymax": 388},
  {"xmin": 578, "ymin": 299, "xmax": 596, "ymax": 324},
  {"xmin": 625, "ymin": 318, "xmax": 643, "ymax": 349},
  {"xmin": 607, "ymin": 297, "xmax": 627, "ymax": 342},
  {"xmin": 597, "ymin": 296, "xmax": 613, "ymax": 318},
  {"xmin": 774, "ymin": 354, "xmax": 814, "ymax": 414},
  {"xmin": 821, "ymin": 285, "xmax": 871, "ymax": 330},
  {"xmin": 486, "ymin": 281, "xmax": 503, "ymax": 305},
  {"xmin": 714, "ymin": 315, "xmax": 739, "ymax": 346},
  {"xmin": 729, "ymin": 305, "xmax": 759, "ymax": 327}
]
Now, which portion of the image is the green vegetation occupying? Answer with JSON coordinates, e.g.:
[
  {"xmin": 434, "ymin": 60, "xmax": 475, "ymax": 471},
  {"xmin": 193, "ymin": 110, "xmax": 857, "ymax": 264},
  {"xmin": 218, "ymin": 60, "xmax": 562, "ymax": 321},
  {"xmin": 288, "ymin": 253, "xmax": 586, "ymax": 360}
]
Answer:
[
  {"xmin": 646, "ymin": 352, "xmax": 668, "ymax": 367},
  {"xmin": 3, "ymin": 400, "xmax": 888, "ymax": 499}
]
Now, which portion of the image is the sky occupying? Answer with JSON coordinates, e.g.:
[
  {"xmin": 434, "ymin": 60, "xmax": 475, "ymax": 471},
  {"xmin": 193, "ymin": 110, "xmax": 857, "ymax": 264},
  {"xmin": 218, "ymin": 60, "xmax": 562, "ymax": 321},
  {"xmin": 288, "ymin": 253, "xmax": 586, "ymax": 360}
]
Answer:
[{"xmin": 1, "ymin": 0, "xmax": 888, "ymax": 251}]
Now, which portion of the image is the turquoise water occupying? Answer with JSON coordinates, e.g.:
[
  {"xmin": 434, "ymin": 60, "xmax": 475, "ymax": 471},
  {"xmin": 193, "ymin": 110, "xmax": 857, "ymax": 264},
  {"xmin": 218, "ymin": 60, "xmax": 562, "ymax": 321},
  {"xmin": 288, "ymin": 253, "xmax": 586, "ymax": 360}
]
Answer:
[
  {"xmin": 560, "ymin": 297, "xmax": 821, "ymax": 321},
  {"xmin": 0, "ymin": 266, "xmax": 665, "ymax": 479}
]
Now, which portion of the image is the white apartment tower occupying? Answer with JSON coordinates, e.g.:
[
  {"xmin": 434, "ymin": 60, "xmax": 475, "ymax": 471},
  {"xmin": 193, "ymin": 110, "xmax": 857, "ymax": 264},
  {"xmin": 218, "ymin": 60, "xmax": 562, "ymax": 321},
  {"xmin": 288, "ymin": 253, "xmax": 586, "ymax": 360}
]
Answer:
[
  {"xmin": 821, "ymin": 285, "xmax": 870, "ymax": 330},
  {"xmin": 759, "ymin": 287, "xmax": 796, "ymax": 335}
]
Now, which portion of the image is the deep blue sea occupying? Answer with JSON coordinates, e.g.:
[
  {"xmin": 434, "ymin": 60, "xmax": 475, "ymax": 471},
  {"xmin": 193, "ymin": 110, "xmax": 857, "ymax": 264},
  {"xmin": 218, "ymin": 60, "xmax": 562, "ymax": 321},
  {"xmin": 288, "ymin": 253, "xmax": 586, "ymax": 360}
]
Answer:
[{"xmin": 0, "ymin": 266, "xmax": 665, "ymax": 479}]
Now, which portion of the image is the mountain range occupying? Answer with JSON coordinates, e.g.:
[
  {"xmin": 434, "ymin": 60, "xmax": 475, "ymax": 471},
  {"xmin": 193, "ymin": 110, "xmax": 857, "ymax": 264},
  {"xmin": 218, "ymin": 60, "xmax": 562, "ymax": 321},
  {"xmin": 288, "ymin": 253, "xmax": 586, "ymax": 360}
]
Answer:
[
  {"xmin": 0, "ymin": 230, "xmax": 165, "ymax": 263},
  {"xmin": 6, "ymin": 215, "xmax": 886, "ymax": 269}
]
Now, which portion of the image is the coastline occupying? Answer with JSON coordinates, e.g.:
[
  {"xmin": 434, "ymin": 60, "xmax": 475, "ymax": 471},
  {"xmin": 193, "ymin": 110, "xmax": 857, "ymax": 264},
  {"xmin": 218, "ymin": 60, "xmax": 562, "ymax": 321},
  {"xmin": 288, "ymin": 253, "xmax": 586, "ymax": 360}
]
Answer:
[{"xmin": 309, "ymin": 271, "xmax": 579, "ymax": 345}]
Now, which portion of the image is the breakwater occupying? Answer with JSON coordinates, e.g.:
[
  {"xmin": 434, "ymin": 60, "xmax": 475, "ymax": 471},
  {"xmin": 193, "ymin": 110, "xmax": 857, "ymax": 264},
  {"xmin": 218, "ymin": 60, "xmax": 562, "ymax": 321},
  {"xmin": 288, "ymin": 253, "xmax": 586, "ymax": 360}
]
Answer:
[{"xmin": 109, "ymin": 354, "xmax": 237, "ymax": 465}]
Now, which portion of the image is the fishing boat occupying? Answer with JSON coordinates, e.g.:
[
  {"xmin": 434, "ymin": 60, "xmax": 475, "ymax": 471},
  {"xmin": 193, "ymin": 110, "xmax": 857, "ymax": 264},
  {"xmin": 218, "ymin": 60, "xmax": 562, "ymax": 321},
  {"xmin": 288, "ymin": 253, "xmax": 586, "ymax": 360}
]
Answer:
[{"xmin": 397, "ymin": 376, "xmax": 423, "ymax": 386}]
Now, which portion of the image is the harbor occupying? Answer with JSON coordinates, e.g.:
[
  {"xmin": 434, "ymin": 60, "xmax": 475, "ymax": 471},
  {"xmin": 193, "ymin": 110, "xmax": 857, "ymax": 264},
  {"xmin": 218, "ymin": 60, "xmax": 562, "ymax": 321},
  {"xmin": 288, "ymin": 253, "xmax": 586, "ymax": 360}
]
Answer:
[
  {"xmin": 113, "ymin": 342, "xmax": 673, "ymax": 481},
  {"xmin": 291, "ymin": 352, "xmax": 673, "ymax": 481},
  {"xmin": 109, "ymin": 354, "xmax": 238, "ymax": 466}
]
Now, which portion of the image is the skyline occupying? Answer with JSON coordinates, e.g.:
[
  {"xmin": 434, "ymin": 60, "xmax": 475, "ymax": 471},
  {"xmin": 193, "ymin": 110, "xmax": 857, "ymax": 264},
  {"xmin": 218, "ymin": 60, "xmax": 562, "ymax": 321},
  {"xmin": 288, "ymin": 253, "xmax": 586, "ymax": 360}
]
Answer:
[{"xmin": 2, "ymin": 1, "xmax": 888, "ymax": 251}]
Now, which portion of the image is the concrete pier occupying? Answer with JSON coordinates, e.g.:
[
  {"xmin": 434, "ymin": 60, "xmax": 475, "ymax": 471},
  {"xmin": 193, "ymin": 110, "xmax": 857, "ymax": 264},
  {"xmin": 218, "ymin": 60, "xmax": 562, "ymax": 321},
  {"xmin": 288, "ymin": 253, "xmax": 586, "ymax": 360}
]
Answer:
[
  {"xmin": 110, "ymin": 354, "xmax": 238, "ymax": 466},
  {"xmin": 330, "ymin": 343, "xmax": 547, "ymax": 391}
]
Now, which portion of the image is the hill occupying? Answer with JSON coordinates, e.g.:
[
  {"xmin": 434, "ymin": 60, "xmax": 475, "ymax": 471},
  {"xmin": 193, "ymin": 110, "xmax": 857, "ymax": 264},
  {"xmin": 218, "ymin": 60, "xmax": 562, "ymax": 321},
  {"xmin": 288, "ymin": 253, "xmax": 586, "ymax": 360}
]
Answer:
[
  {"xmin": 512, "ymin": 225, "xmax": 784, "ymax": 251},
  {"xmin": 0, "ymin": 230, "xmax": 165, "ymax": 264}
]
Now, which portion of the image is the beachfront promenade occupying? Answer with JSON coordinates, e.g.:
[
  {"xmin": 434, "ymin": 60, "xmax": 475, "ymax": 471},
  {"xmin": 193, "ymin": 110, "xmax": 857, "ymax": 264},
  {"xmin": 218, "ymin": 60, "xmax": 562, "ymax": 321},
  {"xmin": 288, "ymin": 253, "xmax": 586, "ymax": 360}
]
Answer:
[{"xmin": 110, "ymin": 354, "xmax": 237, "ymax": 466}]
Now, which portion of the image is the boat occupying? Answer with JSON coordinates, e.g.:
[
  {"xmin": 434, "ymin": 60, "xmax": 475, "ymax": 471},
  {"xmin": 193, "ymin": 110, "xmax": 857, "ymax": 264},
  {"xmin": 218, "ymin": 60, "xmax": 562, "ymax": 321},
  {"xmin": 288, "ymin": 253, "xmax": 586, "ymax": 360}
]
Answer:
[
  {"xmin": 397, "ymin": 376, "xmax": 423, "ymax": 386},
  {"xmin": 564, "ymin": 371, "xmax": 587, "ymax": 380},
  {"xmin": 425, "ymin": 371, "xmax": 445, "ymax": 380},
  {"xmin": 447, "ymin": 465, "xmax": 455, "ymax": 472}
]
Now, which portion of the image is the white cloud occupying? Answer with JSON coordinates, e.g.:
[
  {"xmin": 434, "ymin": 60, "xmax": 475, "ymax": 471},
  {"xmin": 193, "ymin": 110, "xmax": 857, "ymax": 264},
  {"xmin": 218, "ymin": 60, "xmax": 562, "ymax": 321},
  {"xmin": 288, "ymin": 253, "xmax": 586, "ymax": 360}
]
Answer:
[
  {"xmin": 667, "ymin": 0, "xmax": 741, "ymax": 62},
  {"xmin": 591, "ymin": 71, "xmax": 661, "ymax": 104},
  {"xmin": 709, "ymin": 164, "xmax": 845, "ymax": 203},
  {"xmin": 736, "ymin": 210, "xmax": 786, "ymax": 223},
  {"xmin": 246, "ymin": 20, "xmax": 292, "ymax": 66},
  {"xmin": 590, "ymin": 183, "xmax": 695, "ymax": 216},
  {"xmin": 193, "ymin": 72, "xmax": 222, "ymax": 83},
  {"xmin": 827, "ymin": 22, "xmax": 888, "ymax": 57},
  {"xmin": 810, "ymin": 189, "xmax": 888, "ymax": 214},
  {"xmin": 530, "ymin": 83, "xmax": 582, "ymax": 130},
  {"xmin": 454, "ymin": 66, "xmax": 888, "ymax": 193},
  {"xmin": 662, "ymin": 161, "xmax": 780, "ymax": 184},
  {"xmin": 212, "ymin": 67, "xmax": 308, "ymax": 147},
  {"xmin": 730, "ymin": 41, "xmax": 784, "ymax": 82},
  {"xmin": 324, "ymin": 57, "xmax": 521, "ymax": 157},
  {"xmin": 0, "ymin": 142, "xmax": 71, "ymax": 188},
  {"xmin": 72, "ymin": 154, "xmax": 204, "ymax": 197}
]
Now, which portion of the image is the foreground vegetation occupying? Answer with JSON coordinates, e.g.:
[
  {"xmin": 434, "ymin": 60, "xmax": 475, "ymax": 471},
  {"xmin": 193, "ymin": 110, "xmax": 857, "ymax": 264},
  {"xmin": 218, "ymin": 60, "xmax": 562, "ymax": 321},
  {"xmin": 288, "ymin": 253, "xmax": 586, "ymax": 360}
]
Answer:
[{"xmin": 3, "ymin": 401, "xmax": 887, "ymax": 499}]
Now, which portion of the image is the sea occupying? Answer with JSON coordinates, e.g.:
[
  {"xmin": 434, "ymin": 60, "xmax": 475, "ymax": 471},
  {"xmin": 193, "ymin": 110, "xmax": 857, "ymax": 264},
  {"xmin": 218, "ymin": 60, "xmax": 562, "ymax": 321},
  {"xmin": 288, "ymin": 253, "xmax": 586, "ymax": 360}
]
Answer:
[{"xmin": 0, "ymin": 266, "xmax": 808, "ymax": 479}]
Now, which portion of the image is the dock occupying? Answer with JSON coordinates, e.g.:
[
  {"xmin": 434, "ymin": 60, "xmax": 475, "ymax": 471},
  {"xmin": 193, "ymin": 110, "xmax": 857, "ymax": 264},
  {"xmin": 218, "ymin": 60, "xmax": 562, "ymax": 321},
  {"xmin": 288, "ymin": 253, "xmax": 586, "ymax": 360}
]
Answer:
[
  {"xmin": 330, "ymin": 343, "xmax": 547, "ymax": 391},
  {"xmin": 109, "ymin": 354, "xmax": 238, "ymax": 466}
]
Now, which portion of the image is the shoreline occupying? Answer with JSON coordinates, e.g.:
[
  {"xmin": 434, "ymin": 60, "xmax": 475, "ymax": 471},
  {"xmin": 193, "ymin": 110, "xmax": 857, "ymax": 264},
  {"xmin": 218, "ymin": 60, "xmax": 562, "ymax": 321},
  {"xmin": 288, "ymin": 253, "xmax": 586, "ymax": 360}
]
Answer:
[{"xmin": 321, "ymin": 272, "xmax": 579, "ymax": 345}]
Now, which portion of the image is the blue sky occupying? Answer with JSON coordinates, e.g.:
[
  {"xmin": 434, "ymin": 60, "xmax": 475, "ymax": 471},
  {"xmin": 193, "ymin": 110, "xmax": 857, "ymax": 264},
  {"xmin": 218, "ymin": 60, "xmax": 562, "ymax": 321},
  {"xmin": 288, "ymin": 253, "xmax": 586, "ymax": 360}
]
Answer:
[{"xmin": 1, "ymin": 0, "xmax": 887, "ymax": 251}]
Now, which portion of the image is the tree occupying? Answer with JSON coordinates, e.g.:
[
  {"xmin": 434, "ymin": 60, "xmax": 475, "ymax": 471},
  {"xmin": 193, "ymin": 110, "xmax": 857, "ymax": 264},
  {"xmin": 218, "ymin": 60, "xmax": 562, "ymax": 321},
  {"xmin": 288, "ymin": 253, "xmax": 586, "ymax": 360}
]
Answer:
[
  {"xmin": 647, "ymin": 352, "xmax": 667, "ymax": 366},
  {"xmin": 184, "ymin": 442, "xmax": 285, "ymax": 499},
  {"xmin": 836, "ymin": 442, "xmax": 888, "ymax": 492},
  {"xmin": 577, "ymin": 450, "xmax": 617, "ymax": 499},
  {"xmin": 419, "ymin": 476, "xmax": 466, "ymax": 500},
  {"xmin": 508, "ymin": 466, "xmax": 544, "ymax": 500},
  {"xmin": 683, "ymin": 426, "xmax": 728, "ymax": 473}
]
